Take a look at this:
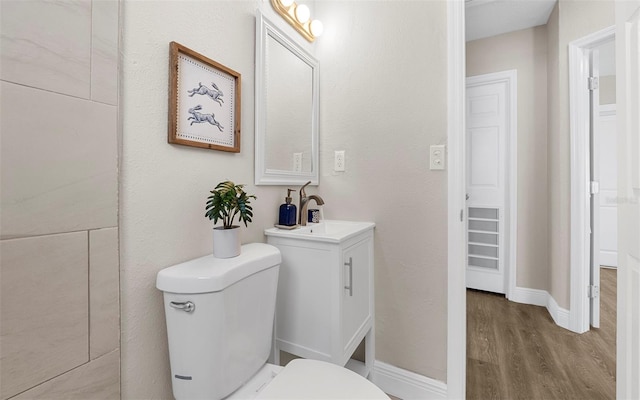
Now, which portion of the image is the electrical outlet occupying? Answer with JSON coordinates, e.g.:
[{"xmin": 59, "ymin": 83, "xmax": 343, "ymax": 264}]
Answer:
[
  {"xmin": 430, "ymin": 145, "xmax": 446, "ymax": 170},
  {"xmin": 334, "ymin": 150, "xmax": 345, "ymax": 172},
  {"xmin": 293, "ymin": 153, "xmax": 303, "ymax": 172}
]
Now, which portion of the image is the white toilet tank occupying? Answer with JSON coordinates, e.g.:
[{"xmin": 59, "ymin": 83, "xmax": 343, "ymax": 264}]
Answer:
[{"xmin": 156, "ymin": 243, "xmax": 281, "ymax": 400}]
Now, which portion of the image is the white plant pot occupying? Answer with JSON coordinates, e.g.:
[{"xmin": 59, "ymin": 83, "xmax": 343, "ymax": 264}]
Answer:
[{"xmin": 212, "ymin": 226, "xmax": 241, "ymax": 258}]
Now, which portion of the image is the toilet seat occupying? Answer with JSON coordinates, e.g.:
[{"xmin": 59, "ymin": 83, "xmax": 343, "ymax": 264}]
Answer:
[{"xmin": 256, "ymin": 359, "xmax": 389, "ymax": 399}]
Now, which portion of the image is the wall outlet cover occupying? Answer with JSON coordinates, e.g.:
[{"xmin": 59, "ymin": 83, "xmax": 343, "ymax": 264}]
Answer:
[
  {"xmin": 293, "ymin": 153, "xmax": 303, "ymax": 172},
  {"xmin": 334, "ymin": 150, "xmax": 345, "ymax": 172},
  {"xmin": 430, "ymin": 145, "xmax": 446, "ymax": 170}
]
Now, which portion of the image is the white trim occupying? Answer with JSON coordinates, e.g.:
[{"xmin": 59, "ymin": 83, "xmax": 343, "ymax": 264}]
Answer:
[
  {"xmin": 466, "ymin": 69, "xmax": 518, "ymax": 300},
  {"xmin": 547, "ymin": 293, "xmax": 571, "ymax": 330},
  {"xmin": 568, "ymin": 25, "xmax": 615, "ymax": 334},
  {"xmin": 372, "ymin": 361, "xmax": 447, "ymax": 400},
  {"xmin": 446, "ymin": 1, "xmax": 466, "ymax": 399},
  {"xmin": 615, "ymin": 3, "xmax": 640, "ymax": 396},
  {"xmin": 510, "ymin": 287, "xmax": 570, "ymax": 330},
  {"xmin": 509, "ymin": 286, "xmax": 548, "ymax": 307},
  {"xmin": 510, "ymin": 287, "xmax": 570, "ymax": 328},
  {"xmin": 254, "ymin": 11, "xmax": 320, "ymax": 186}
]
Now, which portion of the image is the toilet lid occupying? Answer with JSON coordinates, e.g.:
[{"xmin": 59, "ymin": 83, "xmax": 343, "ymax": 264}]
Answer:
[{"xmin": 256, "ymin": 359, "xmax": 390, "ymax": 399}]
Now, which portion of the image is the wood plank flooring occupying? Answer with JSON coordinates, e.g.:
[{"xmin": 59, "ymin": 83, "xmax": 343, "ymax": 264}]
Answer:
[{"xmin": 466, "ymin": 268, "xmax": 616, "ymax": 400}]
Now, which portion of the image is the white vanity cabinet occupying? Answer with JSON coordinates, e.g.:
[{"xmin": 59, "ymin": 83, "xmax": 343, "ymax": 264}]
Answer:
[{"xmin": 265, "ymin": 221, "xmax": 375, "ymax": 377}]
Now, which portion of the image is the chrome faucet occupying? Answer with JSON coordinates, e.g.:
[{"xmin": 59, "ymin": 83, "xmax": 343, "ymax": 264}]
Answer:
[{"xmin": 298, "ymin": 181, "xmax": 325, "ymax": 226}]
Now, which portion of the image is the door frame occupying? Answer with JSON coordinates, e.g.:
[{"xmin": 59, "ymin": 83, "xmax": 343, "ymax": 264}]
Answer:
[
  {"xmin": 465, "ymin": 70, "xmax": 518, "ymax": 299},
  {"xmin": 615, "ymin": 3, "xmax": 640, "ymax": 396},
  {"xmin": 446, "ymin": 0, "xmax": 466, "ymax": 398},
  {"xmin": 568, "ymin": 25, "xmax": 615, "ymax": 334}
]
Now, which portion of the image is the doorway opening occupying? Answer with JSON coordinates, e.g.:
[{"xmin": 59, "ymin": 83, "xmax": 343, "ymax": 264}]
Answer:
[
  {"xmin": 465, "ymin": 71, "xmax": 517, "ymax": 298},
  {"xmin": 568, "ymin": 26, "xmax": 616, "ymax": 334},
  {"xmin": 454, "ymin": 1, "xmax": 639, "ymax": 398}
]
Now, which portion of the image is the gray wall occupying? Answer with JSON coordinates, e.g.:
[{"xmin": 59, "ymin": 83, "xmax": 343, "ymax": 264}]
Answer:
[{"xmin": 600, "ymin": 75, "xmax": 616, "ymax": 105}]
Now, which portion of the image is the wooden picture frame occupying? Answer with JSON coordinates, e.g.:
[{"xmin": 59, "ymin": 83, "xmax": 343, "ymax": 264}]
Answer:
[{"xmin": 168, "ymin": 41, "xmax": 241, "ymax": 152}]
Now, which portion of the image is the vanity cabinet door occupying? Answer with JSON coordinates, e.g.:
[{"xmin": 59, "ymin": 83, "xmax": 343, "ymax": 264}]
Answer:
[{"xmin": 341, "ymin": 238, "xmax": 372, "ymax": 353}]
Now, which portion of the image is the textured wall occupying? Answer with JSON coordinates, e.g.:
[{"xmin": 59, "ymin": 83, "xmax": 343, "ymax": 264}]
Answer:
[
  {"xmin": 121, "ymin": 0, "xmax": 450, "ymax": 396},
  {"xmin": 120, "ymin": 2, "xmax": 290, "ymax": 398},
  {"xmin": 0, "ymin": 0, "xmax": 120, "ymax": 398},
  {"xmin": 466, "ymin": 26, "xmax": 550, "ymax": 292},
  {"xmin": 315, "ymin": 1, "xmax": 449, "ymax": 381}
]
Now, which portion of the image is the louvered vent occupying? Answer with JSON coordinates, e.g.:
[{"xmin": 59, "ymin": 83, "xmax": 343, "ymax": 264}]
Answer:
[{"xmin": 468, "ymin": 207, "xmax": 500, "ymax": 270}]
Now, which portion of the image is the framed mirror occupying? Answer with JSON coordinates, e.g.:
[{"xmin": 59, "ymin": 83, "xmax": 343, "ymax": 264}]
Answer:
[{"xmin": 255, "ymin": 11, "xmax": 319, "ymax": 185}]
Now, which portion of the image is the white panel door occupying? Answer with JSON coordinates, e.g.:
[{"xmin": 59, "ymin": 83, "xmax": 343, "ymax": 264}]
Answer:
[
  {"xmin": 616, "ymin": 2, "xmax": 640, "ymax": 398},
  {"xmin": 465, "ymin": 79, "xmax": 507, "ymax": 294},
  {"xmin": 597, "ymin": 106, "xmax": 618, "ymax": 267}
]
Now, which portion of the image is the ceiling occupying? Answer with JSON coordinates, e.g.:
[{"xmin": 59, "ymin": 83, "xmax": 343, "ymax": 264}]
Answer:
[{"xmin": 466, "ymin": 0, "xmax": 557, "ymax": 42}]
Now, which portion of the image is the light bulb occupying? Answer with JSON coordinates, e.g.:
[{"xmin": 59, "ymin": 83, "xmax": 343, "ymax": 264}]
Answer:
[
  {"xmin": 295, "ymin": 4, "xmax": 310, "ymax": 23},
  {"xmin": 280, "ymin": 0, "xmax": 294, "ymax": 7},
  {"xmin": 310, "ymin": 19, "xmax": 323, "ymax": 37}
]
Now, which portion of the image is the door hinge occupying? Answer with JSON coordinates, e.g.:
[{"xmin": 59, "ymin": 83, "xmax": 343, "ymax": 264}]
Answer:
[
  {"xmin": 588, "ymin": 285, "xmax": 600, "ymax": 299},
  {"xmin": 460, "ymin": 209, "xmax": 464, "ymax": 222},
  {"xmin": 588, "ymin": 76, "xmax": 599, "ymax": 91},
  {"xmin": 590, "ymin": 181, "xmax": 600, "ymax": 195}
]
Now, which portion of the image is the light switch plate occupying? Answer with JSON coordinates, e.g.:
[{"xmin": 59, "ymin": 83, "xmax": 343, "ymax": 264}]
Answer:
[{"xmin": 430, "ymin": 145, "xmax": 446, "ymax": 170}]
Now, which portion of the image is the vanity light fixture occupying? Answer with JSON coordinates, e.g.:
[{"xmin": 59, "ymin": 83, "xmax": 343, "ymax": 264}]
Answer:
[
  {"xmin": 295, "ymin": 4, "xmax": 310, "ymax": 23},
  {"xmin": 270, "ymin": 0, "xmax": 323, "ymax": 42},
  {"xmin": 309, "ymin": 19, "xmax": 323, "ymax": 37}
]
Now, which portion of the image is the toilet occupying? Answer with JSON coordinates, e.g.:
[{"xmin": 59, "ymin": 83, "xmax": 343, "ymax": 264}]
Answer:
[{"xmin": 156, "ymin": 242, "xmax": 389, "ymax": 400}]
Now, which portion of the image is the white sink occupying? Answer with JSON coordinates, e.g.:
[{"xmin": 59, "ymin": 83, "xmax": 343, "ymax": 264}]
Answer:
[{"xmin": 264, "ymin": 220, "xmax": 375, "ymax": 243}]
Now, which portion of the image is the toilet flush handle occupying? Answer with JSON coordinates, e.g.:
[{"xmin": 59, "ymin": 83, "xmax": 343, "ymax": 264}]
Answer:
[{"xmin": 170, "ymin": 301, "xmax": 195, "ymax": 313}]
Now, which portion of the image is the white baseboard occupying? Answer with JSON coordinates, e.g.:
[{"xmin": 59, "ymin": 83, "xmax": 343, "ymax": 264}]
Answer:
[
  {"xmin": 371, "ymin": 361, "xmax": 447, "ymax": 400},
  {"xmin": 509, "ymin": 286, "xmax": 570, "ymax": 331},
  {"xmin": 509, "ymin": 286, "xmax": 548, "ymax": 307},
  {"xmin": 547, "ymin": 293, "xmax": 570, "ymax": 330}
]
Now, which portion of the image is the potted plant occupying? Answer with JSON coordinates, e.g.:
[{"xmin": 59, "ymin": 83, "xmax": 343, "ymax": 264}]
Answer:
[{"xmin": 205, "ymin": 180, "xmax": 256, "ymax": 258}]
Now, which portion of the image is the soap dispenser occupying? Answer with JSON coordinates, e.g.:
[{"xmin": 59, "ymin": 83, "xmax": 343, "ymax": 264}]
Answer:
[{"xmin": 278, "ymin": 189, "xmax": 297, "ymax": 226}]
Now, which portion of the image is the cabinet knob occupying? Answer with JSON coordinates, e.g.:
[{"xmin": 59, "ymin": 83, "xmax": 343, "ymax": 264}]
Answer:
[{"xmin": 344, "ymin": 257, "xmax": 353, "ymax": 297}]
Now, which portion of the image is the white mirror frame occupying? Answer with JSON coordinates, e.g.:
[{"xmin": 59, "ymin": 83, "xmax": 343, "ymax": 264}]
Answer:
[{"xmin": 255, "ymin": 11, "xmax": 319, "ymax": 186}]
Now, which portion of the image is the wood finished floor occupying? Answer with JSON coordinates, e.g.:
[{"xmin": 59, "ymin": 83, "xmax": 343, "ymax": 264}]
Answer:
[{"xmin": 466, "ymin": 268, "xmax": 616, "ymax": 400}]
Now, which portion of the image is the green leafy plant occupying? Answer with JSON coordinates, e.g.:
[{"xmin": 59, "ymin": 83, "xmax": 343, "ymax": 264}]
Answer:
[{"xmin": 205, "ymin": 181, "xmax": 256, "ymax": 229}]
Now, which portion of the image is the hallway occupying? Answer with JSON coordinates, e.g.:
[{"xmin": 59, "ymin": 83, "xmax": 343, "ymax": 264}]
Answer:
[{"xmin": 466, "ymin": 268, "xmax": 616, "ymax": 399}]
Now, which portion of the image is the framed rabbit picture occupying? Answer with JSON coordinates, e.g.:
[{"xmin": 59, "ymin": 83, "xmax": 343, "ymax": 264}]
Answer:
[{"xmin": 168, "ymin": 42, "xmax": 241, "ymax": 153}]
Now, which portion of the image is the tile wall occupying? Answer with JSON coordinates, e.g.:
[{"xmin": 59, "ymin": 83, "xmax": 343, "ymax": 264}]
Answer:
[{"xmin": 0, "ymin": 1, "xmax": 120, "ymax": 398}]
